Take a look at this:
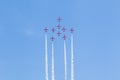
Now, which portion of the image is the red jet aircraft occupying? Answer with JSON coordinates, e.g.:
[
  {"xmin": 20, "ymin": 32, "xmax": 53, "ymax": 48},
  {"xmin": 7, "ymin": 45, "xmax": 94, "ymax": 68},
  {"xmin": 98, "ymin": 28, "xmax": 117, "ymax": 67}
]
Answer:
[
  {"xmin": 57, "ymin": 24, "xmax": 61, "ymax": 29},
  {"xmin": 44, "ymin": 27, "xmax": 48, "ymax": 32},
  {"xmin": 51, "ymin": 36, "xmax": 55, "ymax": 41},
  {"xmin": 57, "ymin": 17, "xmax": 62, "ymax": 23},
  {"xmin": 70, "ymin": 28, "xmax": 74, "ymax": 33},
  {"xmin": 63, "ymin": 34, "xmax": 67, "ymax": 40},
  {"xmin": 57, "ymin": 31, "xmax": 61, "ymax": 36}
]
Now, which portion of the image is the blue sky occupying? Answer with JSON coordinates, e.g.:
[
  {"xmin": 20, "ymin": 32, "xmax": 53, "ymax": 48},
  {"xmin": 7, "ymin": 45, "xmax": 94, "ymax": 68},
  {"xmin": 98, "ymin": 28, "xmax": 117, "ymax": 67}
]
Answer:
[{"xmin": 0, "ymin": 0, "xmax": 120, "ymax": 80}]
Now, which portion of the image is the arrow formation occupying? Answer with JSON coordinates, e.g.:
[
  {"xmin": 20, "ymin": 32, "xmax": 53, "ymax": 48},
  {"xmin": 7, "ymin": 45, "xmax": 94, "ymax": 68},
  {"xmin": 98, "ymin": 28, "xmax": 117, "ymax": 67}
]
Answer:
[
  {"xmin": 44, "ymin": 17, "xmax": 74, "ymax": 41},
  {"xmin": 44, "ymin": 17, "xmax": 74, "ymax": 80}
]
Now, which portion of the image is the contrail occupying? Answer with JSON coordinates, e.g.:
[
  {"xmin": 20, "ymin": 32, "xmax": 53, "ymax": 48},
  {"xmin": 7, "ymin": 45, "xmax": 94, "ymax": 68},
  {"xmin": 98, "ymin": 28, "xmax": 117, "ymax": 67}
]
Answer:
[
  {"xmin": 51, "ymin": 42, "xmax": 55, "ymax": 80},
  {"xmin": 45, "ymin": 34, "xmax": 49, "ymax": 80},
  {"xmin": 71, "ymin": 34, "xmax": 74, "ymax": 80},
  {"xmin": 64, "ymin": 40, "xmax": 67, "ymax": 80}
]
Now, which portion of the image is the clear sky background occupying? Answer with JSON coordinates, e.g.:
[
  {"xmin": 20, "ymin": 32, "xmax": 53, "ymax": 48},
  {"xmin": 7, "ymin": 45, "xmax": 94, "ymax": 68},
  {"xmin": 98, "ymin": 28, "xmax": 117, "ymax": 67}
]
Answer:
[{"xmin": 0, "ymin": 0, "xmax": 120, "ymax": 80}]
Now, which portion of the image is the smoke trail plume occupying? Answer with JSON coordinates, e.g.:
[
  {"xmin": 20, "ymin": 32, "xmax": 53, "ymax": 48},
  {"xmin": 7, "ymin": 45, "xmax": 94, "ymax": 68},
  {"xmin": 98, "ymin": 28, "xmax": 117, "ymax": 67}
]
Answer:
[
  {"xmin": 64, "ymin": 40, "xmax": 67, "ymax": 80},
  {"xmin": 51, "ymin": 42, "xmax": 55, "ymax": 80},
  {"xmin": 45, "ymin": 34, "xmax": 49, "ymax": 80},
  {"xmin": 71, "ymin": 34, "xmax": 74, "ymax": 80}
]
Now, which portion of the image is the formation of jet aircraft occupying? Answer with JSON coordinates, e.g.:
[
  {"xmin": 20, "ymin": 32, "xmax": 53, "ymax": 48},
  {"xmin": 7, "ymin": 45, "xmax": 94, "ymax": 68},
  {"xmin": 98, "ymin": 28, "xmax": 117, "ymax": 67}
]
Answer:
[{"xmin": 44, "ymin": 17, "xmax": 74, "ymax": 41}]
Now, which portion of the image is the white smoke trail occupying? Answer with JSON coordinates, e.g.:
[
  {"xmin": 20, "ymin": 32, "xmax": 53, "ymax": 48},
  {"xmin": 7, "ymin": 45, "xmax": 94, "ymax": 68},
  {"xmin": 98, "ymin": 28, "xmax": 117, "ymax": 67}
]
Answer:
[
  {"xmin": 51, "ymin": 42, "xmax": 55, "ymax": 80},
  {"xmin": 64, "ymin": 40, "xmax": 67, "ymax": 80},
  {"xmin": 45, "ymin": 34, "xmax": 49, "ymax": 80},
  {"xmin": 71, "ymin": 34, "xmax": 74, "ymax": 80}
]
